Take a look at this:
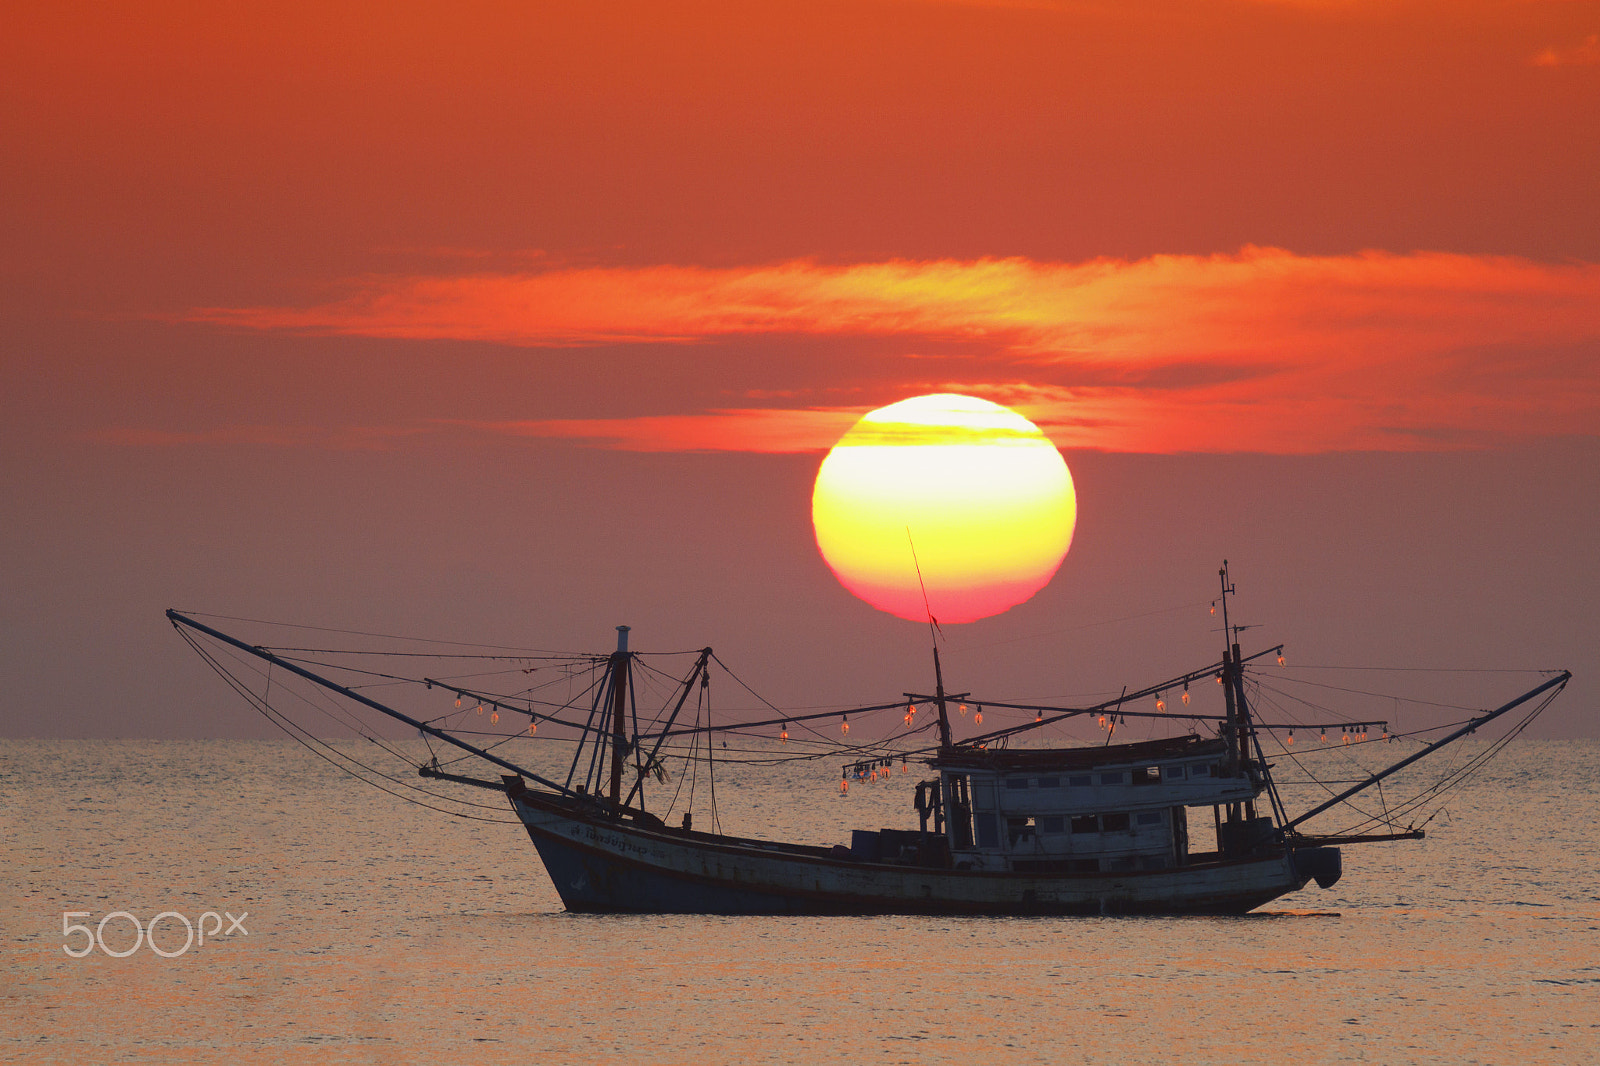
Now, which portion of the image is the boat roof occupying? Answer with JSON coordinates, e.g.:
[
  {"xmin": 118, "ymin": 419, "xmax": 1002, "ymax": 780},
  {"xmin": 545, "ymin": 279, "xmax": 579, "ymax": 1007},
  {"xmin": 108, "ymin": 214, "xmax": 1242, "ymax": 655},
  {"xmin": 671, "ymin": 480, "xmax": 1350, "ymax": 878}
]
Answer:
[{"xmin": 930, "ymin": 733, "xmax": 1226, "ymax": 773}]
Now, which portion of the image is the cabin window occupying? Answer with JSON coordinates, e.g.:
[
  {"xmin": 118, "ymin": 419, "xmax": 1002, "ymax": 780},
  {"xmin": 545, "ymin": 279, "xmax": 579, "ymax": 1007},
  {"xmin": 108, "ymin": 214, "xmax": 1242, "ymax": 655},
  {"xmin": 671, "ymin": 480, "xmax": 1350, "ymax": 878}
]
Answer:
[
  {"xmin": 1164, "ymin": 765, "xmax": 1185, "ymax": 780},
  {"xmin": 1007, "ymin": 816, "xmax": 1036, "ymax": 846},
  {"xmin": 950, "ymin": 774, "xmax": 975, "ymax": 851},
  {"xmin": 1132, "ymin": 766, "xmax": 1160, "ymax": 785},
  {"xmin": 1102, "ymin": 812, "xmax": 1131, "ymax": 832},
  {"xmin": 1070, "ymin": 814, "xmax": 1099, "ymax": 834},
  {"xmin": 1040, "ymin": 815, "xmax": 1065, "ymax": 834},
  {"xmin": 1100, "ymin": 771, "xmax": 1123, "ymax": 785},
  {"xmin": 1136, "ymin": 811, "xmax": 1164, "ymax": 826},
  {"xmin": 974, "ymin": 813, "xmax": 999, "ymax": 849},
  {"xmin": 1068, "ymin": 775, "xmax": 1092, "ymax": 787},
  {"xmin": 973, "ymin": 780, "xmax": 996, "ymax": 809},
  {"xmin": 1006, "ymin": 777, "xmax": 1030, "ymax": 790},
  {"xmin": 1108, "ymin": 855, "xmax": 1138, "ymax": 871},
  {"xmin": 1037, "ymin": 776, "xmax": 1060, "ymax": 789}
]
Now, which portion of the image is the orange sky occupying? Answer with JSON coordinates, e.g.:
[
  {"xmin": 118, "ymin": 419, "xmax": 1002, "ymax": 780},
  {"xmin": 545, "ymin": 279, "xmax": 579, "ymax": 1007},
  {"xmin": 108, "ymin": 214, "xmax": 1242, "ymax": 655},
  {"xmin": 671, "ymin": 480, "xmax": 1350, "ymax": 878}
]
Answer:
[{"xmin": 2, "ymin": 1, "xmax": 1597, "ymax": 737}]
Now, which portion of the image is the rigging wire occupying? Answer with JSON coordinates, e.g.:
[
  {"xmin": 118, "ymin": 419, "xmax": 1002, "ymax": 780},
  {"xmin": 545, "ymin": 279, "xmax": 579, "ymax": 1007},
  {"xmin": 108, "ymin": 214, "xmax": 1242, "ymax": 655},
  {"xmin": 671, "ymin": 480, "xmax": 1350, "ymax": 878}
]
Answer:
[
  {"xmin": 945, "ymin": 597, "xmax": 1216, "ymax": 653},
  {"xmin": 703, "ymin": 671, "xmax": 722, "ymax": 835},
  {"xmin": 176, "ymin": 612, "xmax": 1564, "ymax": 847},
  {"xmin": 1245, "ymin": 669, "xmax": 1563, "ymax": 836},
  {"xmin": 176, "ymin": 626, "xmax": 520, "ymax": 823},
  {"xmin": 188, "ymin": 631, "xmax": 518, "ymax": 814},
  {"xmin": 180, "ymin": 625, "xmax": 602, "ymax": 814},
  {"xmin": 1281, "ymin": 664, "xmax": 1563, "ymax": 674},
  {"xmin": 175, "ymin": 610, "xmax": 708, "ymax": 656},
  {"xmin": 1326, "ymin": 692, "xmax": 1556, "ymax": 836},
  {"xmin": 173, "ymin": 611, "xmax": 568, "ymax": 653},
  {"xmin": 1261, "ymin": 673, "xmax": 1485, "ymax": 712}
]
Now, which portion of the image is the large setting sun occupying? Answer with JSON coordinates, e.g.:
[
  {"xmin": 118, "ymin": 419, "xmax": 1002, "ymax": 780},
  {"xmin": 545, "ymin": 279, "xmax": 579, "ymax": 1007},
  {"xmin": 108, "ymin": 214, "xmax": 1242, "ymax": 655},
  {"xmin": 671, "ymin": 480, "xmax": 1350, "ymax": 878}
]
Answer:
[{"xmin": 811, "ymin": 394, "xmax": 1076, "ymax": 624}]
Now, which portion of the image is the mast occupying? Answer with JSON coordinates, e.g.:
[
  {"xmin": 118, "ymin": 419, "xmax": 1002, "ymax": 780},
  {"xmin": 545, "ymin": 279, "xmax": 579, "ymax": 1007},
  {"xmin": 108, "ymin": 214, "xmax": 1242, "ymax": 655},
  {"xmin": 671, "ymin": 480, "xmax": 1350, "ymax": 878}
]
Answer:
[
  {"xmin": 608, "ymin": 625, "xmax": 631, "ymax": 806},
  {"xmin": 1217, "ymin": 562, "xmax": 1241, "ymax": 769},
  {"xmin": 1217, "ymin": 561, "xmax": 1258, "ymax": 825},
  {"xmin": 623, "ymin": 647, "xmax": 712, "ymax": 809},
  {"xmin": 931, "ymin": 640, "xmax": 953, "ymax": 751},
  {"xmin": 908, "ymin": 530, "xmax": 953, "ymax": 751}
]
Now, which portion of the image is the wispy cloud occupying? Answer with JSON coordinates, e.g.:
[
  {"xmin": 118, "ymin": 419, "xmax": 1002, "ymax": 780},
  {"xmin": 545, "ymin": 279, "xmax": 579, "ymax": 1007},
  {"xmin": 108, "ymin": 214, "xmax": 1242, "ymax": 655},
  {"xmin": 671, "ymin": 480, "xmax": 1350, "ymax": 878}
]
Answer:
[
  {"xmin": 87, "ymin": 424, "xmax": 431, "ymax": 451},
  {"xmin": 178, "ymin": 248, "xmax": 1600, "ymax": 454},
  {"xmin": 189, "ymin": 248, "xmax": 1600, "ymax": 363},
  {"xmin": 454, "ymin": 409, "xmax": 870, "ymax": 454},
  {"xmin": 1533, "ymin": 33, "xmax": 1600, "ymax": 67}
]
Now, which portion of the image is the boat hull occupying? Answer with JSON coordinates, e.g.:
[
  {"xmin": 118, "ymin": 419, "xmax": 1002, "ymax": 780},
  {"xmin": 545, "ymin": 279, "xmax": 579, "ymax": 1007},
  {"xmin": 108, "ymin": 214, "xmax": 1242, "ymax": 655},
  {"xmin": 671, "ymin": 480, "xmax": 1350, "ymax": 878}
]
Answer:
[{"xmin": 508, "ymin": 787, "xmax": 1316, "ymax": 916}]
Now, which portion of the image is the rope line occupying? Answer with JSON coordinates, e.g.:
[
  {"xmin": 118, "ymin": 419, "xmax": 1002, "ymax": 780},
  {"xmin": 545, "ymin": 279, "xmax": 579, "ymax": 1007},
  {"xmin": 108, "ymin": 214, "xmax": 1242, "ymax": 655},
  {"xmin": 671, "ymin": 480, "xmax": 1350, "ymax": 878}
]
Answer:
[{"xmin": 172, "ymin": 614, "xmax": 1563, "ymax": 843}]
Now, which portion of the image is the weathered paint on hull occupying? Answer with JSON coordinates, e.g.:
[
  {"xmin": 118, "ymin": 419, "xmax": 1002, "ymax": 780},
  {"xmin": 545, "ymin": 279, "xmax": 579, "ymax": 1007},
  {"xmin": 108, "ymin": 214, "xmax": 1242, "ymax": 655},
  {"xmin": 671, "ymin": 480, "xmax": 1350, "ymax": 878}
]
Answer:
[{"xmin": 509, "ymin": 791, "xmax": 1312, "ymax": 916}]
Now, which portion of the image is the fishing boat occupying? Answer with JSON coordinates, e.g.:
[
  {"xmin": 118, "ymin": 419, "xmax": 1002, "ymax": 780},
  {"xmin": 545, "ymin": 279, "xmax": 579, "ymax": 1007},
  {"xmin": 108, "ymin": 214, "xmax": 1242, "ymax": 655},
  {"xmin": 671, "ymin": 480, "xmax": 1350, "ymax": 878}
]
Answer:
[{"xmin": 167, "ymin": 564, "xmax": 1569, "ymax": 915}]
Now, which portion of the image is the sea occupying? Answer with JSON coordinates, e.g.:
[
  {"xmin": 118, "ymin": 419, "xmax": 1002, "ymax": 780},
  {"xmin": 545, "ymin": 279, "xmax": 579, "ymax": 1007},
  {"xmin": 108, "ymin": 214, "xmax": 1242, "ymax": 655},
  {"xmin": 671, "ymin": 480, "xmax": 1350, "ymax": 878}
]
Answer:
[{"xmin": 2, "ymin": 737, "xmax": 1596, "ymax": 1065}]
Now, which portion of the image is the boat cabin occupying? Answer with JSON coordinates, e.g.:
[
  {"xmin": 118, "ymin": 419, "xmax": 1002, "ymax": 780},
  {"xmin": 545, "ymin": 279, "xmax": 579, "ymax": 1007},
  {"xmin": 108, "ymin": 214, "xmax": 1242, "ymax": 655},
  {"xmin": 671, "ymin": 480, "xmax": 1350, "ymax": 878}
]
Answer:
[{"xmin": 914, "ymin": 735, "xmax": 1266, "ymax": 872}]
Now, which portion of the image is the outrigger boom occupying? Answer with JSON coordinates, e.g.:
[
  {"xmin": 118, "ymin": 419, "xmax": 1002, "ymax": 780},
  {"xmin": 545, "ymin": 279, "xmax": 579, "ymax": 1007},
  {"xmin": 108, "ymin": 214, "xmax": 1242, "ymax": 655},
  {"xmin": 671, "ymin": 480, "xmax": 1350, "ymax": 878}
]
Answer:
[
  {"xmin": 1281, "ymin": 668, "xmax": 1571, "ymax": 833},
  {"xmin": 166, "ymin": 608, "xmax": 573, "ymax": 799}
]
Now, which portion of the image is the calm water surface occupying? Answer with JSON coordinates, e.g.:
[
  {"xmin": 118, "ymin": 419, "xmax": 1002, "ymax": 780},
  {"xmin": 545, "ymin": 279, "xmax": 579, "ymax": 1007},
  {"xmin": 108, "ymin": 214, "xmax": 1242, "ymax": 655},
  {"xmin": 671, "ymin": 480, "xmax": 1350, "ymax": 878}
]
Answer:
[{"xmin": 3, "ymin": 737, "xmax": 1597, "ymax": 1064}]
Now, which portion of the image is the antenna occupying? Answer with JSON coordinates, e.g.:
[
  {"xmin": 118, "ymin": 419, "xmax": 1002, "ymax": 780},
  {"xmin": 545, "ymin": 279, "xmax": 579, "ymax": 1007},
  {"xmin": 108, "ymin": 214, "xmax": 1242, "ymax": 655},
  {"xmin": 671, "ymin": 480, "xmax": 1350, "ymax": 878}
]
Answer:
[
  {"xmin": 907, "ymin": 528, "xmax": 953, "ymax": 750},
  {"xmin": 1218, "ymin": 559, "xmax": 1235, "ymax": 653},
  {"xmin": 907, "ymin": 529, "xmax": 943, "ymax": 643}
]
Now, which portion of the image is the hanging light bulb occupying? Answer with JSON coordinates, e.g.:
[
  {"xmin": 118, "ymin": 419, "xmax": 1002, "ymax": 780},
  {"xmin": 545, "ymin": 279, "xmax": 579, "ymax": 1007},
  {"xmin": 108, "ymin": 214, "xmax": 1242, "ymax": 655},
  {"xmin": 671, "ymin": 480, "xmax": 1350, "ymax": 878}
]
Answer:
[
  {"xmin": 841, "ymin": 714, "xmax": 849, "ymax": 735},
  {"xmin": 455, "ymin": 695, "xmax": 462, "ymax": 708},
  {"xmin": 869, "ymin": 768, "xmax": 878, "ymax": 782},
  {"xmin": 1181, "ymin": 682, "xmax": 1190, "ymax": 706},
  {"xmin": 901, "ymin": 759, "xmax": 909, "ymax": 774},
  {"xmin": 1287, "ymin": 729, "xmax": 1294, "ymax": 745},
  {"xmin": 840, "ymin": 778, "xmax": 849, "ymax": 794},
  {"xmin": 1155, "ymin": 693, "xmax": 1166, "ymax": 712},
  {"xmin": 1320, "ymin": 729, "xmax": 1327, "ymax": 743},
  {"xmin": 490, "ymin": 710, "xmax": 499, "ymax": 724},
  {"xmin": 528, "ymin": 720, "xmax": 538, "ymax": 736},
  {"xmin": 974, "ymin": 708, "xmax": 983, "ymax": 725},
  {"xmin": 1036, "ymin": 710, "xmax": 1043, "ymax": 723},
  {"xmin": 1277, "ymin": 653, "xmax": 1286, "ymax": 667},
  {"xmin": 1217, "ymin": 674, "xmax": 1225, "ymax": 685},
  {"xmin": 1210, "ymin": 603, "xmax": 1216, "ymax": 616},
  {"xmin": 958, "ymin": 703, "xmax": 968, "ymax": 717},
  {"xmin": 1098, "ymin": 714, "xmax": 1107, "ymax": 730},
  {"xmin": 780, "ymin": 723, "xmax": 789, "ymax": 742}
]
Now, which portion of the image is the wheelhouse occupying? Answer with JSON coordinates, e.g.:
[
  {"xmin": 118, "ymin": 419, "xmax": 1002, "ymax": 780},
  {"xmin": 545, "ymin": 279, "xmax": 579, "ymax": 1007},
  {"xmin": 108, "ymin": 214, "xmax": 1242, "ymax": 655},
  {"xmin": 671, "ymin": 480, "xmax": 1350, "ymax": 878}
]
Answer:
[{"xmin": 918, "ymin": 735, "xmax": 1267, "ymax": 873}]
